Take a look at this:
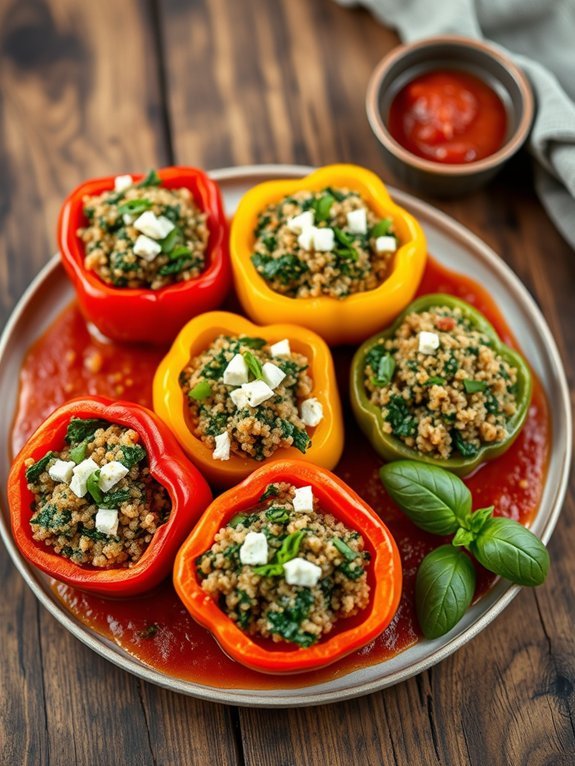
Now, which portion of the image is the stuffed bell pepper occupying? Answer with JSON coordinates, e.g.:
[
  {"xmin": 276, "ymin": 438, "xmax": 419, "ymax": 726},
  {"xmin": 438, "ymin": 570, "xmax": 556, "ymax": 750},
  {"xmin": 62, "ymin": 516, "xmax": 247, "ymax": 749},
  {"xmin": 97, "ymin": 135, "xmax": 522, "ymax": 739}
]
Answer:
[
  {"xmin": 350, "ymin": 293, "xmax": 532, "ymax": 475},
  {"xmin": 8, "ymin": 397, "xmax": 212, "ymax": 596},
  {"xmin": 58, "ymin": 167, "xmax": 230, "ymax": 344},
  {"xmin": 153, "ymin": 311, "xmax": 344, "ymax": 486},
  {"xmin": 229, "ymin": 164, "xmax": 427, "ymax": 345},
  {"xmin": 173, "ymin": 460, "xmax": 402, "ymax": 674}
]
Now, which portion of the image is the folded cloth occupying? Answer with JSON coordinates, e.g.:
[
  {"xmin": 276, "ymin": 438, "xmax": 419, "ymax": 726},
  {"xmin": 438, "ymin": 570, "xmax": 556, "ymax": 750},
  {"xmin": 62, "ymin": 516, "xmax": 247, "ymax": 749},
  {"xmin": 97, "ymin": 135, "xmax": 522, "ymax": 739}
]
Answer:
[{"xmin": 338, "ymin": 0, "xmax": 575, "ymax": 249}]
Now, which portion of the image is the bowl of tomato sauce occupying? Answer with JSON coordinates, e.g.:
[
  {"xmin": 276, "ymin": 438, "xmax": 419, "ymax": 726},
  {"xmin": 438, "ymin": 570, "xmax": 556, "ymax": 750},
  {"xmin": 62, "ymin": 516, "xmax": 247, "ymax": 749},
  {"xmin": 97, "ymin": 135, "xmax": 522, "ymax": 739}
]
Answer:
[{"xmin": 366, "ymin": 36, "xmax": 534, "ymax": 196}]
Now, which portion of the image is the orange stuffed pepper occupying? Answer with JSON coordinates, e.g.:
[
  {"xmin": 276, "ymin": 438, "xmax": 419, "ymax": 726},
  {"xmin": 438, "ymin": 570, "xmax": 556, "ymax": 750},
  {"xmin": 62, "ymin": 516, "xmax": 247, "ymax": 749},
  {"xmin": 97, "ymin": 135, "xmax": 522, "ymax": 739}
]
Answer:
[
  {"xmin": 153, "ymin": 311, "xmax": 344, "ymax": 486},
  {"xmin": 229, "ymin": 164, "xmax": 427, "ymax": 345}
]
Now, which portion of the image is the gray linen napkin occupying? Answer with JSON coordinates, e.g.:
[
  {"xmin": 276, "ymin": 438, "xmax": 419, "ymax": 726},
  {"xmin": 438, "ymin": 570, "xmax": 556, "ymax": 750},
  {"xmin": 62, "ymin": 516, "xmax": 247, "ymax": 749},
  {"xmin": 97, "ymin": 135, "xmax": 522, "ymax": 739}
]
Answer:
[{"xmin": 339, "ymin": 0, "xmax": 575, "ymax": 249}]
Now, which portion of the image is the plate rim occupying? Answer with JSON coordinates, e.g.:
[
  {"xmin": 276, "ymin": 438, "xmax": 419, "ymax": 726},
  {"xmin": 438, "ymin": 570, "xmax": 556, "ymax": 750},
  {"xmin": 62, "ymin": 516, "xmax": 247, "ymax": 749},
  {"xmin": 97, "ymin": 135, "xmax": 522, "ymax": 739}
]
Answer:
[{"xmin": 0, "ymin": 163, "xmax": 571, "ymax": 707}]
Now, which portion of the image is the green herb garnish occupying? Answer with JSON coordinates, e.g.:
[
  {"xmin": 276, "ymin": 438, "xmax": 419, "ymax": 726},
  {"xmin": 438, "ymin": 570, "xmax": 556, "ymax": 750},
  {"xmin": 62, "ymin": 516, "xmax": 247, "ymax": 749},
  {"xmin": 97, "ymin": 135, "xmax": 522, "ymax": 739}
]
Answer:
[
  {"xmin": 253, "ymin": 530, "xmax": 306, "ymax": 577},
  {"xmin": 463, "ymin": 379, "xmax": 488, "ymax": 394},
  {"xmin": 243, "ymin": 351, "xmax": 265, "ymax": 381},
  {"xmin": 65, "ymin": 418, "xmax": 109, "ymax": 446},
  {"xmin": 189, "ymin": 380, "xmax": 212, "ymax": 401},
  {"xmin": 25, "ymin": 452, "xmax": 56, "ymax": 483},
  {"xmin": 137, "ymin": 169, "xmax": 162, "ymax": 188},
  {"xmin": 118, "ymin": 444, "xmax": 147, "ymax": 468},
  {"xmin": 117, "ymin": 198, "xmax": 152, "ymax": 216},
  {"xmin": 370, "ymin": 218, "xmax": 394, "ymax": 239},
  {"xmin": 86, "ymin": 470, "xmax": 103, "ymax": 504}
]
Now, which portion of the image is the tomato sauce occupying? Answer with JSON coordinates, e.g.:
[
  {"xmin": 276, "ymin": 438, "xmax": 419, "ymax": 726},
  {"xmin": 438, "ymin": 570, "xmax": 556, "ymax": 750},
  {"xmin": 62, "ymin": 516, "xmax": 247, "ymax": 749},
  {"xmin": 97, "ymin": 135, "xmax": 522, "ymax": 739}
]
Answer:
[
  {"xmin": 10, "ymin": 257, "xmax": 550, "ymax": 690},
  {"xmin": 388, "ymin": 70, "xmax": 507, "ymax": 164}
]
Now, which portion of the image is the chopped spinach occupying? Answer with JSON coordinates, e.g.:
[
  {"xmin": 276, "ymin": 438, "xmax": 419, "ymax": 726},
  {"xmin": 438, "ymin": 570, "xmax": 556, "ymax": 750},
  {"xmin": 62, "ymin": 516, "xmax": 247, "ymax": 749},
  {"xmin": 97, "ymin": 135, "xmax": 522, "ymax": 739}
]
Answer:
[
  {"xmin": 100, "ymin": 488, "xmax": 131, "ymax": 509},
  {"xmin": 370, "ymin": 218, "xmax": 394, "ymax": 238},
  {"xmin": 280, "ymin": 419, "xmax": 310, "ymax": 453},
  {"xmin": 239, "ymin": 336, "xmax": 267, "ymax": 350},
  {"xmin": 373, "ymin": 354, "xmax": 396, "ymax": 387},
  {"xmin": 451, "ymin": 429, "xmax": 479, "ymax": 458},
  {"xmin": 261, "ymin": 484, "xmax": 279, "ymax": 501},
  {"xmin": 265, "ymin": 507, "xmax": 290, "ymax": 524},
  {"xmin": 332, "ymin": 537, "xmax": 357, "ymax": 562},
  {"xmin": 65, "ymin": 418, "xmax": 109, "ymax": 446},
  {"xmin": 229, "ymin": 512, "xmax": 260, "ymax": 529},
  {"xmin": 266, "ymin": 589, "xmax": 316, "ymax": 647},
  {"xmin": 252, "ymin": 252, "xmax": 309, "ymax": 285},
  {"xmin": 385, "ymin": 396, "xmax": 418, "ymax": 438},
  {"xmin": 25, "ymin": 452, "xmax": 56, "ymax": 483},
  {"xmin": 338, "ymin": 561, "xmax": 365, "ymax": 580},
  {"xmin": 31, "ymin": 503, "xmax": 71, "ymax": 529},
  {"xmin": 118, "ymin": 444, "xmax": 147, "ymax": 468}
]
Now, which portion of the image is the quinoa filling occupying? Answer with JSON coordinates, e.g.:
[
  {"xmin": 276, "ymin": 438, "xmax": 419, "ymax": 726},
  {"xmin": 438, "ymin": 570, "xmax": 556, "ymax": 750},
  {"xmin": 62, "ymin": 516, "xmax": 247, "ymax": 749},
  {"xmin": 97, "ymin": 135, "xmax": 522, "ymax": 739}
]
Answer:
[
  {"xmin": 180, "ymin": 335, "xmax": 317, "ymax": 461},
  {"xmin": 25, "ymin": 417, "xmax": 171, "ymax": 568},
  {"xmin": 364, "ymin": 306, "xmax": 519, "ymax": 460},
  {"xmin": 197, "ymin": 482, "xmax": 371, "ymax": 646},
  {"xmin": 251, "ymin": 187, "xmax": 398, "ymax": 299},
  {"xmin": 79, "ymin": 170, "xmax": 209, "ymax": 290}
]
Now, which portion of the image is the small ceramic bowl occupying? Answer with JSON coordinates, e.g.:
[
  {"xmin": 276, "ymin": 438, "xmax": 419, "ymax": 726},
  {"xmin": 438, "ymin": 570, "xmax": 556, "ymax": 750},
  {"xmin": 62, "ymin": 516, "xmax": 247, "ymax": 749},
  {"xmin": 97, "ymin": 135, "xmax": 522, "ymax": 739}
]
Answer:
[{"xmin": 366, "ymin": 36, "xmax": 534, "ymax": 196}]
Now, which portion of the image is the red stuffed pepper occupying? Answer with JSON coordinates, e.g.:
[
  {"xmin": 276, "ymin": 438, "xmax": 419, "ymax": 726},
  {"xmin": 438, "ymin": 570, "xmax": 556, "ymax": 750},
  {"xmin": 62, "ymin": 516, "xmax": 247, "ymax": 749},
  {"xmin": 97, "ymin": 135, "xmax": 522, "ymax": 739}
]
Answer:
[
  {"xmin": 173, "ymin": 460, "xmax": 402, "ymax": 674},
  {"xmin": 58, "ymin": 167, "xmax": 231, "ymax": 344},
  {"xmin": 8, "ymin": 396, "xmax": 212, "ymax": 597}
]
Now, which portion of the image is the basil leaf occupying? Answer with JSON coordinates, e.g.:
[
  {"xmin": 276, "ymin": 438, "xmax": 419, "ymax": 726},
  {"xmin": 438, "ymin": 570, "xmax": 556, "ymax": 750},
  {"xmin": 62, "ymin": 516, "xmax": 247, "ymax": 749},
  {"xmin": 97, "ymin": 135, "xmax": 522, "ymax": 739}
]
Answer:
[
  {"xmin": 265, "ymin": 507, "xmax": 290, "ymax": 524},
  {"xmin": 243, "ymin": 351, "xmax": 265, "ymax": 381},
  {"xmin": 253, "ymin": 530, "xmax": 306, "ymax": 576},
  {"xmin": 370, "ymin": 218, "xmax": 394, "ymax": 238},
  {"xmin": 261, "ymin": 484, "xmax": 279, "ymax": 501},
  {"xmin": 169, "ymin": 245, "xmax": 192, "ymax": 260},
  {"xmin": 313, "ymin": 193, "xmax": 335, "ymax": 222},
  {"xmin": 137, "ymin": 169, "xmax": 161, "ymax": 188},
  {"xmin": 118, "ymin": 199, "xmax": 151, "ymax": 216},
  {"xmin": 99, "ymin": 488, "xmax": 131, "ymax": 509},
  {"xmin": 189, "ymin": 380, "xmax": 212, "ymax": 401},
  {"xmin": 65, "ymin": 418, "xmax": 109, "ymax": 446},
  {"xmin": 25, "ymin": 452, "xmax": 56, "ymax": 483},
  {"xmin": 425, "ymin": 376, "xmax": 447, "ymax": 386},
  {"xmin": 463, "ymin": 379, "xmax": 488, "ymax": 394},
  {"xmin": 86, "ymin": 470, "xmax": 103, "ymax": 504},
  {"xmin": 415, "ymin": 545, "xmax": 476, "ymax": 639},
  {"xmin": 452, "ymin": 528, "xmax": 474, "ymax": 548},
  {"xmin": 160, "ymin": 227, "xmax": 182, "ymax": 253},
  {"xmin": 380, "ymin": 461, "xmax": 471, "ymax": 534},
  {"xmin": 333, "ymin": 538, "xmax": 356, "ymax": 562},
  {"xmin": 468, "ymin": 506, "xmax": 494, "ymax": 535},
  {"xmin": 470, "ymin": 517, "xmax": 549, "ymax": 586},
  {"xmin": 240, "ymin": 336, "xmax": 267, "ymax": 349}
]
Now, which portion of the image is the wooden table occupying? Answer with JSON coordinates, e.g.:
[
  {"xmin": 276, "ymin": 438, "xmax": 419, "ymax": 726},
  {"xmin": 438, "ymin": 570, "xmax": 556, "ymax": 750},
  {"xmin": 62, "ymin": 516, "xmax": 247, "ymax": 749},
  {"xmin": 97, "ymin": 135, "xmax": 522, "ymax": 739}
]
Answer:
[{"xmin": 1, "ymin": 1, "xmax": 573, "ymax": 763}]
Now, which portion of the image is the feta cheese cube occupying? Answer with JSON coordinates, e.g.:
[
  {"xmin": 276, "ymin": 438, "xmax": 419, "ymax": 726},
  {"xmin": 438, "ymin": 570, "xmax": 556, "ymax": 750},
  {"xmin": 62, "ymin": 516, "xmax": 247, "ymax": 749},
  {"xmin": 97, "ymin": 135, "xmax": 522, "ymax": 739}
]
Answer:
[
  {"xmin": 241, "ymin": 380, "xmax": 274, "ymax": 407},
  {"xmin": 213, "ymin": 431, "xmax": 231, "ymax": 461},
  {"xmin": 98, "ymin": 461, "xmax": 129, "ymax": 492},
  {"xmin": 262, "ymin": 362, "xmax": 286, "ymax": 390},
  {"xmin": 300, "ymin": 398, "xmax": 323, "ymax": 427},
  {"xmin": 133, "ymin": 211, "xmax": 172, "ymax": 240},
  {"xmin": 123, "ymin": 213, "xmax": 134, "ymax": 225},
  {"xmin": 292, "ymin": 485, "xmax": 314, "ymax": 513},
  {"xmin": 95, "ymin": 508, "xmax": 119, "ymax": 536},
  {"xmin": 156, "ymin": 215, "xmax": 176, "ymax": 238},
  {"xmin": 298, "ymin": 227, "xmax": 315, "ymax": 251},
  {"xmin": 114, "ymin": 174, "xmax": 133, "ymax": 192},
  {"xmin": 230, "ymin": 387, "xmax": 250, "ymax": 409},
  {"xmin": 69, "ymin": 458, "xmax": 99, "ymax": 498},
  {"xmin": 134, "ymin": 234, "xmax": 162, "ymax": 261},
  {"xmin": 239, "ymin": 531, "xmax": 268, "ymax": 565},
  {"xmin": 286, "ymin": 210, "xmax": 314, "ymax": 233},
  {"xmin": 223, "ymin": 353, "xmax": 249, "ymax": 386},
  {"xmin": 48, "ymin": 459, "xmax": 75, "ymax": 484},
  {"xmin": 346, "ymin": 208, "xmax": 367, "ymax": 234},
  {"xmin": 312, "ymin": 227, "xmax": 335, "ymax": 252},
  {"xmin": 375, "ymin": 235, "xmax": 397, "ymax": 253},
  {"xmin": 270, "ymin": 338, "xmax": 291, "ymax": 358},
  {"xmin": 418, "ymin": 331, "xmax": 440, "ymax": 355},
  {"xmin": 283, "ymin": 557, "xmax": 322, "ymax": 587}
]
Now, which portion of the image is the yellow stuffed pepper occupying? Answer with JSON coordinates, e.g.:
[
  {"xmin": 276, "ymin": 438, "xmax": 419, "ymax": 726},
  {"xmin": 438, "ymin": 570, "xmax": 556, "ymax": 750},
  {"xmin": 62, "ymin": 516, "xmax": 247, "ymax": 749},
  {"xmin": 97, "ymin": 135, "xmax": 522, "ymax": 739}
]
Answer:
[
  {"xmin": 230, "ymin": 164, "xmax": 427, "ymax": 345},
  {"xmin": 153, "ymin": 311, "xmax": 344, "ymax": 486}
]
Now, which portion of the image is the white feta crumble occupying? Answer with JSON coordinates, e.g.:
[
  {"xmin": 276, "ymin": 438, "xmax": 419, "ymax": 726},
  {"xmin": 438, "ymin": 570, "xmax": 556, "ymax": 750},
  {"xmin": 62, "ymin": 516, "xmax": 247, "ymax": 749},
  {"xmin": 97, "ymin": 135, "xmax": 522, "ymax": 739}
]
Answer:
[
  {"xmin": 283, "ymin": 557, "xmax": 322, "ymax": 587},
  {"xmin": 239, "ymin": 532, "xmax": 268, "ymax": 565},
  {"xmin": 133, "ymin": 211, "xmax": 174, "ymax": 240},
  {"xmin": 133, "ymin": 234, "xmax": 162, "ymax": 262},
  {"xmin": 241, "ymin": 380, "xmax": 274, "ymax": 407},
  {"xmin": 292, "ymin": 485, "xmax": 314, "ymax": 513},
  {"xmin": 123, "ymin": 213, "xmax": 134, "ymax": 225},
  {"xmin": 418, "ymin": 331, "xmax": 440, "ymax": 355},
  {"xmin": 230, "ymin": 387, "xmax": 250, "ymax": 409},
  {"xmin": 375, "ymin": 235, "xmax": 397, "ymax": 253},
  {"xmin": 286, "ymin": 210, "xmax": 314, "ymax": 233},
  {"xmin": 98, "ymin": 461, "xmax": 129, "ymax": 493},
  {"xmin": 69, "ymin": 458, "xmax": 99, "ymax": 498},
  {"xmin": 262, "ymin": 362, "xmax": 286, "ymax": 390},
  {"xmin": 297, "ymin": 227, "xmax": 315, "ymax": 251},
  {"xmin": 346, "ymin": 208, "xmax": 367, "ymax": 234},
  {"xmin": 300, "ymin": 398, "xmax": 323, "ymax": 427},
  {"xmin": 114, "ymin": 174, "xmax": 133, "ymax": 193},
  {"xmin": 270, "ymin": 338, "xmax": 291, "ymax": 358},
  {"xmin": 312, "ymin": 226, "xmax": 335, "ymax": 252},
  {"xmin": 48, "ymin": 459, "xmax": 75, "ymax": 485},
  {"xmin": 213, "ymin": 431, "xmax": 231, "ymax": 461},
  {"xmin": 95, "ymin": 508, "xmax": 119, "ymax": 536},
  {"xmin": 223, "ymin": 353, "xmax": 249, "ymax": 386}
]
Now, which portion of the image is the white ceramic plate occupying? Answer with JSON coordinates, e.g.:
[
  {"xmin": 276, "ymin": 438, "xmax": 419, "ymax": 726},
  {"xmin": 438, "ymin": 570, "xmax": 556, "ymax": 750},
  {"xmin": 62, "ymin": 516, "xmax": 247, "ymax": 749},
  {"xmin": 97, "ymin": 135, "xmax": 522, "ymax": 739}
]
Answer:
[{"xmin": 0, "ymin": 165, "xmax": 571, "ymax": 707}]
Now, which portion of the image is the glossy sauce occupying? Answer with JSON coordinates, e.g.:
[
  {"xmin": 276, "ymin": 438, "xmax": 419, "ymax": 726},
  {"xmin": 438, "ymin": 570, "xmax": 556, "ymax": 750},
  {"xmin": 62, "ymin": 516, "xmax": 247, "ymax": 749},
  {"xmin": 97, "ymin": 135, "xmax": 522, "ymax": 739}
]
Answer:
[
  {"xmin": 388, "ymin": 70, "xmax": 507, "ymax": 164},
  {"xmin": 11, "ymin": 257, "xmax": 550, "ymax": 689}
]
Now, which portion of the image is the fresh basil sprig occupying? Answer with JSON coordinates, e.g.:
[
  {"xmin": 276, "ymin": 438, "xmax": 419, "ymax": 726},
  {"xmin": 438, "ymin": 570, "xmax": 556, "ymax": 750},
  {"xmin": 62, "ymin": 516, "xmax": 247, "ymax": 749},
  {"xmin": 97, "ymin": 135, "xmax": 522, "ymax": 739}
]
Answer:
[
  {"xmin": 380, "ymin": 460, "xmax": 550, "ymax": 639},
  {"xmin": 415, "ymin": 545, "xmax": 476, "ymax": 640}
]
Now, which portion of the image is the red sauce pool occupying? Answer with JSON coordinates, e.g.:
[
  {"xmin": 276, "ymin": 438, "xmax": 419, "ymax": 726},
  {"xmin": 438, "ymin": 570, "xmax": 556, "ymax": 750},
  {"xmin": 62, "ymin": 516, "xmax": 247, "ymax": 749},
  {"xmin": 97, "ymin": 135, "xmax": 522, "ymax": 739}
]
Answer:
[
  {"xmin": 10, "ymin": 257, "xmax": 550, "ymax": 690},
  {"xmin": 388, "ymin": 70, "xmax": 507, "ymax": 164}
]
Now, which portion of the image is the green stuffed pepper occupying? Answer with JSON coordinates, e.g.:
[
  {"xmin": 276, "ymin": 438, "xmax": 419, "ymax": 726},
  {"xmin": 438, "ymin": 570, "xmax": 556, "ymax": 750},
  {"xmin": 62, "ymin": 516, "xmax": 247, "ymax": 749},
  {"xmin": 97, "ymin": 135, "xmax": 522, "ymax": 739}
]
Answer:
[{"xmin": 350, "ymin": 293, "xmax": 532, "ymax": 476}]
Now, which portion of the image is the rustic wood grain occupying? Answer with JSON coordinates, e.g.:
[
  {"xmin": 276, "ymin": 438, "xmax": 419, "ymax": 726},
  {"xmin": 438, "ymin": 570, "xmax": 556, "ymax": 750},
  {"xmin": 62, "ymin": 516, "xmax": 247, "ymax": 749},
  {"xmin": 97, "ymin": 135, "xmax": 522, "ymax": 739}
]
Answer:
[{"xmin": 1, "ymin": 0, "xmax": 574, "ymax": 764}]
